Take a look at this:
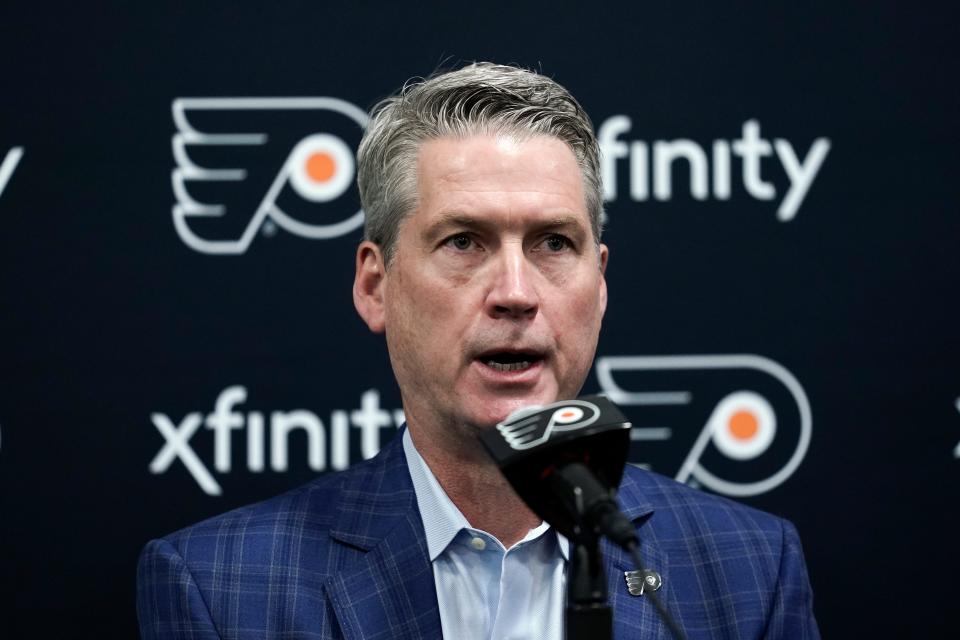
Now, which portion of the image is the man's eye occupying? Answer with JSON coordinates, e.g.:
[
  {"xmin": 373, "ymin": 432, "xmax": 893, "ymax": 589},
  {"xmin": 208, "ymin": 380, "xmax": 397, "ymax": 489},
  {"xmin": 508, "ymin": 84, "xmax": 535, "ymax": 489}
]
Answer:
[
  {"xmin": 543, "ymin": 234, "xmax": 572, "ymax": 252},
  {"xmin": 446, "ymin": 234, "xmax": 474, "ymax": 250}
]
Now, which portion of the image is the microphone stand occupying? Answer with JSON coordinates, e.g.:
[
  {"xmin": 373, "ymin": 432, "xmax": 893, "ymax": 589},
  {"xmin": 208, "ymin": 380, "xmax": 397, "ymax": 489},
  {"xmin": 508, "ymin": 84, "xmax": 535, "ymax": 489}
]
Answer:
[{"xmin": 565, "ymin": 495, "xmax": 612, "ymax": 640}]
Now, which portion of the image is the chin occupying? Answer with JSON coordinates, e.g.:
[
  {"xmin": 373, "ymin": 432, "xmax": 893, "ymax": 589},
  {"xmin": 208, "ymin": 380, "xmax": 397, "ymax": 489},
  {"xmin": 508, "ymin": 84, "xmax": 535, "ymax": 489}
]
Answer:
[{"xmin": 472, "ymin": 391, "xmax": 559, "ymax": 427}]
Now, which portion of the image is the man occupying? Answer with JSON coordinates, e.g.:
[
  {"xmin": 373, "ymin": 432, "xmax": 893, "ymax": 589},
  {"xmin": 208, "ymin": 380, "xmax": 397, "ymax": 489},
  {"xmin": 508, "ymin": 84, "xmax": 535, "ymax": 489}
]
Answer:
[{"xmin": 138, "ymin": 63, "xmax": 819, "ymax": 639}]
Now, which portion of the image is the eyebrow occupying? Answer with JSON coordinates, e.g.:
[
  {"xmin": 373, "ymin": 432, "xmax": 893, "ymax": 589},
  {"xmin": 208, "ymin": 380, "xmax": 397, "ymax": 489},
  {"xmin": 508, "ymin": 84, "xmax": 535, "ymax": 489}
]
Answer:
[{"xmin": 423, "ymin": 212, "xmax": 587, "ymax": 243}]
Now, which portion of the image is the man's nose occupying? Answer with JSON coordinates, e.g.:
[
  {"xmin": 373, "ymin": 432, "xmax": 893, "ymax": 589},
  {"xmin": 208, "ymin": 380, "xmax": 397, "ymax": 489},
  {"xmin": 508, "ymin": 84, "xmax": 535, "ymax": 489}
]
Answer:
[{"xmin": 485, "ymin": 244, "xmax": 539, "ymax": 320}]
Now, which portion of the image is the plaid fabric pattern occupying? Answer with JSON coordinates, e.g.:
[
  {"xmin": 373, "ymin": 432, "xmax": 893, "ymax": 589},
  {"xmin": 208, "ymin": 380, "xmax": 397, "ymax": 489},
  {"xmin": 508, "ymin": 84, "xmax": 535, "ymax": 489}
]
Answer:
[
  {"xmin": 137, "ymin": 430, "xmax": 819, "ymax": 639},
  {"xmin": 605, "ymin": 470, "xmax": 820, "ymax": 639}
]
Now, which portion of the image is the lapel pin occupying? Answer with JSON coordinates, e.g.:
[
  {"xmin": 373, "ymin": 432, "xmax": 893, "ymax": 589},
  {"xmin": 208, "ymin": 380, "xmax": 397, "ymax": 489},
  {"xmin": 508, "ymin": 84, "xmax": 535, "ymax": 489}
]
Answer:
[{"xmin": 624, "ymin": 569, "xmax": 662, "ymax": 596}]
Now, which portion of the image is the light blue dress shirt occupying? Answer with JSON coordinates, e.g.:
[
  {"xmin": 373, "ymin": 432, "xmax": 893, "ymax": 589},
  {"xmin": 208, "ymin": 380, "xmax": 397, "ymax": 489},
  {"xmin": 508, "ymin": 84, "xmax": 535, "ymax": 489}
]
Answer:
[{"xmin": 402, "ymin": 429, "xmax": 570, "ymax": 640}]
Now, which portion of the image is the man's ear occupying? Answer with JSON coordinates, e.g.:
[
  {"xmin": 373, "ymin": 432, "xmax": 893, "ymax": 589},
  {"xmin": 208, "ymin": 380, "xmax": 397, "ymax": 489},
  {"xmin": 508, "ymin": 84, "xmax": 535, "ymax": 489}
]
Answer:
[{"xmin": 353, "ymin": 241, "xmax": 387, "ymax": 333}]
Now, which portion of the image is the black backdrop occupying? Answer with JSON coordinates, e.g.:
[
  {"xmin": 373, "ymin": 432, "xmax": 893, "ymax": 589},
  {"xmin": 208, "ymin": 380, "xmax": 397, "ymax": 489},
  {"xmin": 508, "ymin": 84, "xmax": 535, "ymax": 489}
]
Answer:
[{"xmin": 1, "ymin": 2, "xmax": 957, "ymax": 637}]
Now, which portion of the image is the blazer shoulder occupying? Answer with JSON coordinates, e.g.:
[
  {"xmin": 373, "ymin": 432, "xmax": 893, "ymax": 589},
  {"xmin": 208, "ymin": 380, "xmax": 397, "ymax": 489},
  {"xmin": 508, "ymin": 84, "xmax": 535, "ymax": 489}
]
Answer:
[
  {"xmin": 137, "ymin": 453, "xmax": 403, "ymax": 638},
  {"xmin": 155, "ymin": 449, "xmax": 394, "ymax": 561},
  {"xmin": 137, "ymin": 464, "xmax": 384, "ymax": 640},
  {"xmin": 169, "ymin": 473, "xmax": 342, "ymax": 544},
  {"xmin": 621, "ymin": 467, "xmax": 797, "ymax": 557},
  {"xmin": 620, "ymin": 468, "xmax": 819, "ymax": 637}
]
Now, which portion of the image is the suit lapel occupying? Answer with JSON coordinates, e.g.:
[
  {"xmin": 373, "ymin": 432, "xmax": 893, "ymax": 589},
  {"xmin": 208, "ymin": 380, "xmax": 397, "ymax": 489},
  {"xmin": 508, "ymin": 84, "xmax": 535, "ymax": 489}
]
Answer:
[
  {"xmin": 323, "ymin": 431, "xmax": 443, "ymax": 639},
  {"xmin": 604, "ymin": 469, "xmax": 674, "ymax": 639}
]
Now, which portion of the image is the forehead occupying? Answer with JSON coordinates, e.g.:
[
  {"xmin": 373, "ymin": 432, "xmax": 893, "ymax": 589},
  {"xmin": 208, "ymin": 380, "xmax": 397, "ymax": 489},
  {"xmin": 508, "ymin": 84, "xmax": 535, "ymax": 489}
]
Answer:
[{"xmin": 411, "ymin": 134, "xmax": 588, "ymax": 228}]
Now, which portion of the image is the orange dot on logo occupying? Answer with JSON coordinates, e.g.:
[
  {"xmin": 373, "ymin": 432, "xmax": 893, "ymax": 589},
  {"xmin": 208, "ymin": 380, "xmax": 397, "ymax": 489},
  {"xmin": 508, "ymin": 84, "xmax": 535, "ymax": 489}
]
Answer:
[
  {"xmin": 728, "ymin": 410, "xmax": 759, "ymax": 440},
  {"xmin": 306, "ymin": 152, "xmax": 336, "ymax": 183},
  {"xmin": 561, "ymin": 410, "xmax": 575, "ymax": 418}
]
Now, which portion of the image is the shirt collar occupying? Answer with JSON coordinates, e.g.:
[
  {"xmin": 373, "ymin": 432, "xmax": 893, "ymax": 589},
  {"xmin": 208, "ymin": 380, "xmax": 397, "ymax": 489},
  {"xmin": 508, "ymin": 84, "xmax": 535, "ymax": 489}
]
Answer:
[{"xmin": 402, "ymin": 428, "xmax": 569, "ymax": 562}]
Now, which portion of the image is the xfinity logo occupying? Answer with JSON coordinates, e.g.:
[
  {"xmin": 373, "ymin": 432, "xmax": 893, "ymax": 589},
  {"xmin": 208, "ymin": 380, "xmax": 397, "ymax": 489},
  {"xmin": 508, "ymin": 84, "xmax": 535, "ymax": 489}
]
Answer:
[
  {"xmin": 149, "ymin": 386, "xmax": 403, "ymax": 495},
  {"xmin": 598, "ymin": 118, "xmax": 831, "ymax": 221},
  {"xmin": 0, "ymin": 147, "xmax": 24, "ymax": 199}
]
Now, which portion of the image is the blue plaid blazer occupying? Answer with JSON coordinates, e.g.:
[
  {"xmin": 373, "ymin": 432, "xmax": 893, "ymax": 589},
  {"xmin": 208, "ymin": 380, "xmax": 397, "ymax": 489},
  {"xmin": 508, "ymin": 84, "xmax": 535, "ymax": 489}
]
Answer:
[{"xmin": 137, "ymin": 430, "xmax": 819, "ymax": 639}]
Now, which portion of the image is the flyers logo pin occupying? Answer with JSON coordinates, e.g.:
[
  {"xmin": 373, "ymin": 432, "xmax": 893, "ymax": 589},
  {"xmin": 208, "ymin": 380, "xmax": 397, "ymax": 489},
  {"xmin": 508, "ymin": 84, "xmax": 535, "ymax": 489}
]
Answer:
[
  {"xmin": 171, "ymin": 97, "xmax": 369, "ymax": 255},
  {"xmin": 497, "ymin": 400, "xmax": 601, "ymax": 451},
  {"xmin": 624, "ymin": 569, "xmax": 662, "ymax": 596},
  {"xmin": 595, "ymin": 354, "xmax": 812, "ymax": 497}
]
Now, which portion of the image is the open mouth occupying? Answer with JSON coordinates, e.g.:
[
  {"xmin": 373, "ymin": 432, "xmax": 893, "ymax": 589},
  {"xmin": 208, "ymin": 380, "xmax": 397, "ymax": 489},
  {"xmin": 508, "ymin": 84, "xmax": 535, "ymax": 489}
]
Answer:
[{"xmin": 478, "ymin": 351, "xmax": 543, "ymax": 373}]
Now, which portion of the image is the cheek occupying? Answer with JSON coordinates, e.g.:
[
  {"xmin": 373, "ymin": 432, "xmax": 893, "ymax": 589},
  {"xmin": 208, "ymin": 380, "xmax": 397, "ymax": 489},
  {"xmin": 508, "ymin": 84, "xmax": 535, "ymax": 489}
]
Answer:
[
  {"xmin": 555, "ymin": 279, "xmax": 605, "ymax": 355},
  {"xmin": 386, "ymin": 271, "xmax": 460, "ymax": 352}
]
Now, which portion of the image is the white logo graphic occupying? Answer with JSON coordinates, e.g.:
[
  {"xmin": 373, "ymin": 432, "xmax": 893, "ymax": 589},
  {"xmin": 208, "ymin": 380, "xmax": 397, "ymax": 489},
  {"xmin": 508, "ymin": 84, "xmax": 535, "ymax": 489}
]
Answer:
[
  {"xmin": 149, "ymin": 386, "xmax": 403, "ymax": 495},
  {"xmin": 595, "ymin": 354, "xmax": 812, "ymax": 496},
  {"xmin": 598, "ymin": 118, "xmax": 831, "ymax": 221},
  {"xmin": 707, "ymin": 391, "xmax": 777, "ymax": 460},
  {"xmin": 172, "ymin": 97, "xmax": 369, "ymax": 254},
  {"xmin": 0, "ymin": 147, "xmax": 24, "ymax": 199},
  {"xmin": 497, "ymin": 400, "xmax": 601, "ymax": 450}
]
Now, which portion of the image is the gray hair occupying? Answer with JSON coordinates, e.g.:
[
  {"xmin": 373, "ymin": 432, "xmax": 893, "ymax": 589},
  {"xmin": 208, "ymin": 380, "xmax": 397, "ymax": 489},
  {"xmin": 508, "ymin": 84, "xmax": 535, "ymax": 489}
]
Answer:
[{"xmin": 356, "ymin": 62, "xmax": 603, "ymax": 263}]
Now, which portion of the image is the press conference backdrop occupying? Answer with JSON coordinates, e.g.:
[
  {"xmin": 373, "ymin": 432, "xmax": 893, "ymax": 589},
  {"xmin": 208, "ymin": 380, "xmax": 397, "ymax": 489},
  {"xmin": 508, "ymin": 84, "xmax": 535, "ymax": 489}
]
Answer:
[{"xmin": 0, "ymin": 2, "xmax": 956, "ymax": 637}]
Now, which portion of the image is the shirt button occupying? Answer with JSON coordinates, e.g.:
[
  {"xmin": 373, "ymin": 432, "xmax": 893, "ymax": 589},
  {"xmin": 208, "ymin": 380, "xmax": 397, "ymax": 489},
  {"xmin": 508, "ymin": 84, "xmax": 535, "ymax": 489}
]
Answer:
[{"xmin": 470, "ymin": 536, "xmax": 487, "ymax": 551}]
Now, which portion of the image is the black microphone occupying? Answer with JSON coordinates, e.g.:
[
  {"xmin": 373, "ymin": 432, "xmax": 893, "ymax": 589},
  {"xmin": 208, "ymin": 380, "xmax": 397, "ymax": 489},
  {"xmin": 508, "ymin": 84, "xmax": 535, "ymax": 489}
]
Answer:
[
  {"xmin": 479, "ymin": 395, "xmax": 688, "ymax": 640},
  {"xmin": 477, "ymin": 395, "xmax": 634, "ymax": 545}
]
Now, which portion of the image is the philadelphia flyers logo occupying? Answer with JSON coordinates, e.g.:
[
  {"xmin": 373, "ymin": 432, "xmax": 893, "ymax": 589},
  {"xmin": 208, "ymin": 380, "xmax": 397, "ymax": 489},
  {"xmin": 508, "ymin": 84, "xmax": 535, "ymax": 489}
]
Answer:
[
  {"xmin": 595, "ymin": 354, "xmax": 811, "ymax": 497},
  {"xmin": 497, "ymin": 400, "xmax": 600, "ymax": 451},
  {"xmin": 171, "ymin": 97, "xmax": 369, "ymax": 255}
]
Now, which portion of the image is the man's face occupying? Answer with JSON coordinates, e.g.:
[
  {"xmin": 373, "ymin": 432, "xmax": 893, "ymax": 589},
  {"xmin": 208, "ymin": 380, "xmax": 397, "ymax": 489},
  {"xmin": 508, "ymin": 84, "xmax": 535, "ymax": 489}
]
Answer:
[{"xmin": 356, "ymin": 134, "xmax": 608, "ymax": 448}]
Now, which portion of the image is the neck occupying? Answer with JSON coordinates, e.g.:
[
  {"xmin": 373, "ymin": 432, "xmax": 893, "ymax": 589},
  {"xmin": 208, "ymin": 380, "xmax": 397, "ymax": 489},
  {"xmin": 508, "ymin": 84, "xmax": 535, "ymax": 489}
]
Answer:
[{"xmin": 409, "ymin": 427, "xmax": 541, "ymax": 548}]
